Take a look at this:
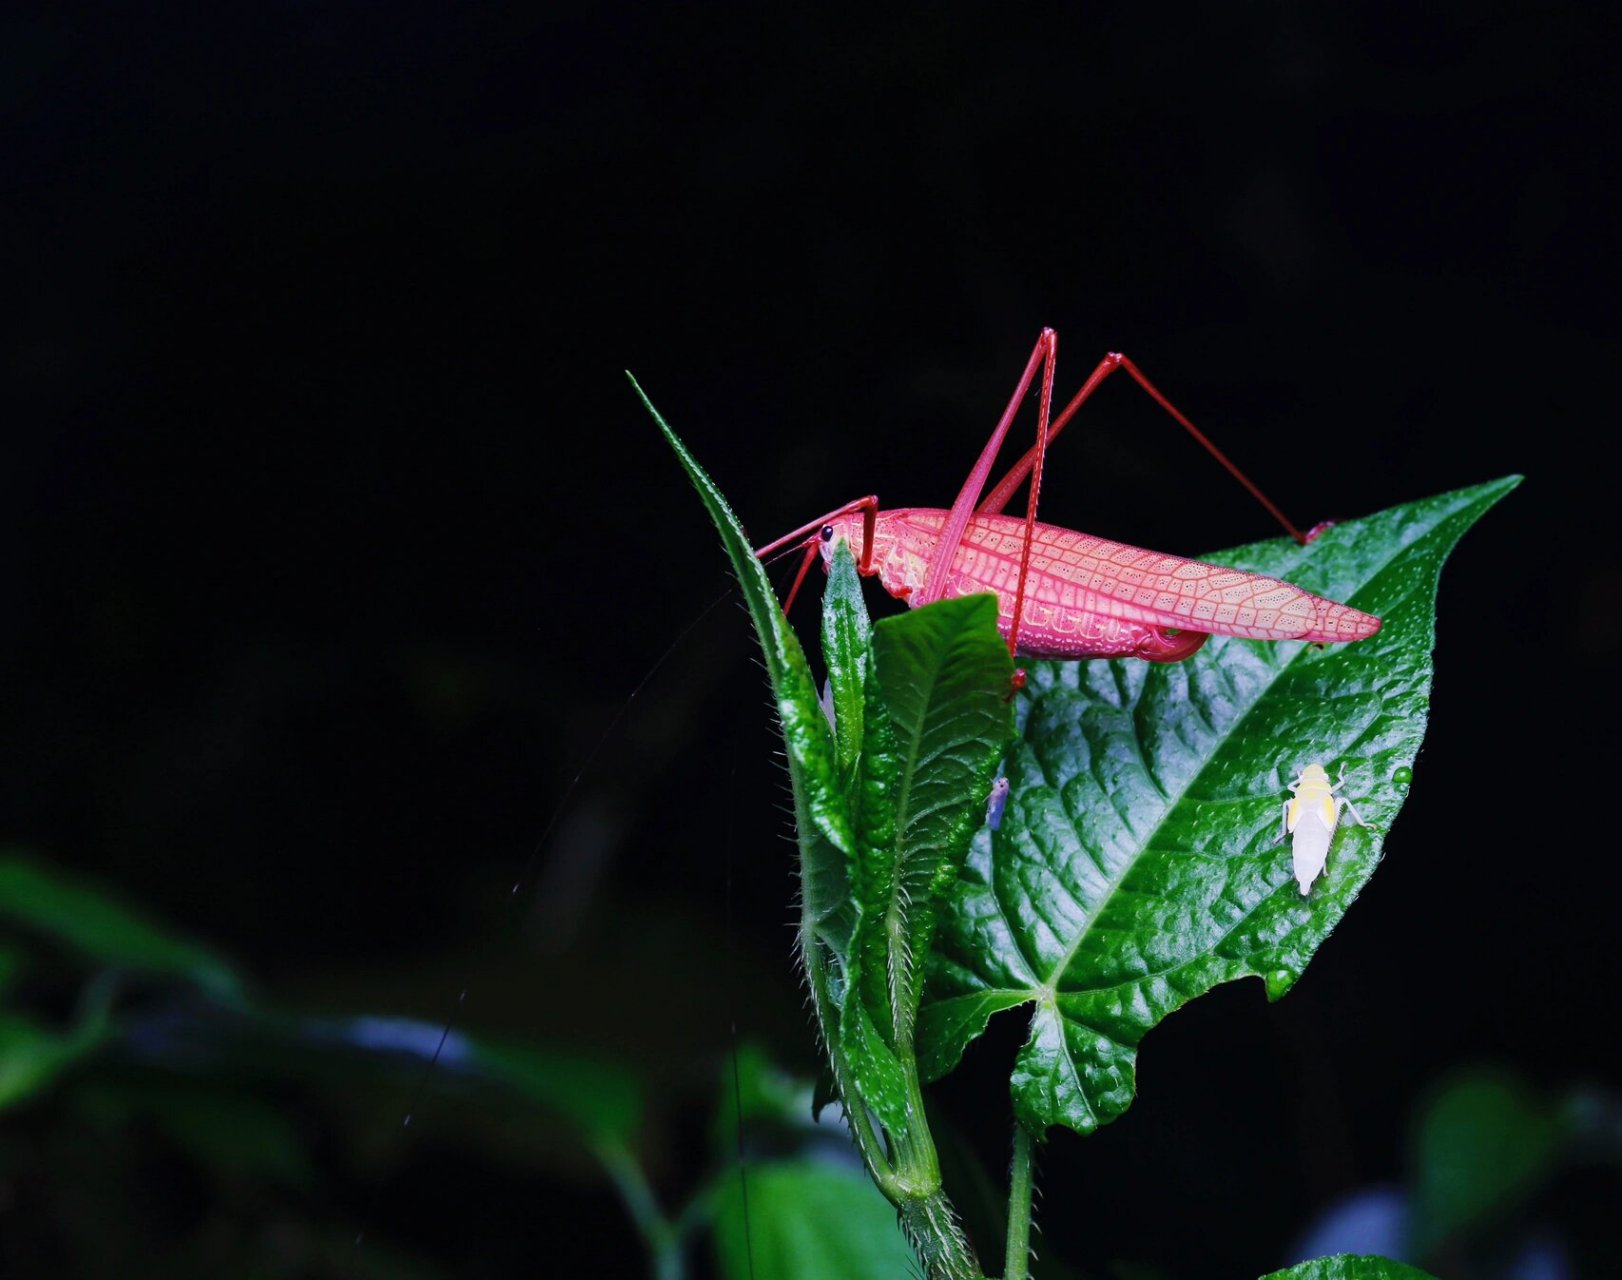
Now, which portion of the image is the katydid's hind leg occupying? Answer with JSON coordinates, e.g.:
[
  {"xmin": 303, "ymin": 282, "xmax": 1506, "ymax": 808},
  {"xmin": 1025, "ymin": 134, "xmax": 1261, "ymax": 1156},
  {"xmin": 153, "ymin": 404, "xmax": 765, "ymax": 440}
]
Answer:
[
  {"xmin": 1003, "ymin": 330, "xmax": 1060, "ymax": 665},
  {"xmin": 1341, "ymin": 797, "xmax": 1367, "ymax": 827},
  {"xmin": 1114, "ymin": 355, "xmax": 1310, "ymax": 544},
  {"xmin": 918, "ymin": 328, "xmax": 1058, "ymax": 681},
  {"xmin": 1137, "ymin": 629, "xmax": 1209, "ymax": 663},
  {"xmin": 978, "ymin": 352, "xmax": 1129, "ymax": 517},
  {"xmin": 980, "ymin": 352, "xmax": 1313, "ymax": 546},
  {"xmin": 919, "ymin": 329, "xmax": 1057, "ymax": 613}
]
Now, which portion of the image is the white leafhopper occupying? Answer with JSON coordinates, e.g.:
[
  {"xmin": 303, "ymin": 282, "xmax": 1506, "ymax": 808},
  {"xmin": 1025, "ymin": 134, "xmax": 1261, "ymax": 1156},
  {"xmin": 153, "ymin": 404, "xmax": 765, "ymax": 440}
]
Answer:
[{"xmin": 1280, "ymin": 763, "xmax": 1366, "ymax": 895}]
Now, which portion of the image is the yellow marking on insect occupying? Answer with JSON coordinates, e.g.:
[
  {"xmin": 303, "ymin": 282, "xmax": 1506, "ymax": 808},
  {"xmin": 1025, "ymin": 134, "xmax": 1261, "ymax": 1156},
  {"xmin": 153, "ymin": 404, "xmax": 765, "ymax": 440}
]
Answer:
[{"xmin": 1278, "ymin": 762, "xmax": 1366, "ymax": 895}]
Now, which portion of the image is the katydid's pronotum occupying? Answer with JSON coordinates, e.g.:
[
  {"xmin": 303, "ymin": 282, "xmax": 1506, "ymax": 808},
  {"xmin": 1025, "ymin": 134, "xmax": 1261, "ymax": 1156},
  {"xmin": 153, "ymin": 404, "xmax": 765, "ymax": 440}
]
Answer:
[{"xmin": 754, "ymin": 329, "xmax": 1381, "ymax": 677}]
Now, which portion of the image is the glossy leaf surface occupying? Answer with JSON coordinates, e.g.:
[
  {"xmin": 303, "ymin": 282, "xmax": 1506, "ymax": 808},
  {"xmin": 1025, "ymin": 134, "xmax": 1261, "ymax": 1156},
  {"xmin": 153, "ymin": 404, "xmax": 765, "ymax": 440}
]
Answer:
[{"xmin": 918, "ymin": 477, "xmax": 1520, "ymax": 1136}]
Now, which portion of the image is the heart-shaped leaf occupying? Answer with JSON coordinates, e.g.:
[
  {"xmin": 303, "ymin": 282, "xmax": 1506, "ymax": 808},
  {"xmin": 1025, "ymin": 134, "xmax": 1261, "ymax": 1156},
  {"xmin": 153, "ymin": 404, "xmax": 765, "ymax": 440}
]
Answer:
[{"xmin": 918, "ymin": 477, "xmax": 1520, "ymax": 1136}]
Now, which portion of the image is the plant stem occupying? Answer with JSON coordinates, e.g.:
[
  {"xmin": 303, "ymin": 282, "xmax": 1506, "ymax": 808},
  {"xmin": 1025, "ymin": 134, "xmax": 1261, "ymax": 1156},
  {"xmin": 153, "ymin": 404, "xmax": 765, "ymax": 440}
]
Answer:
[
  {"xmin": 1003, "ymin": 1124, "xmax": 1035, "ymax": 1280},
  {"xmin": 900, "ymin": 1190, "xmax": 985, "ymax": 1280}
]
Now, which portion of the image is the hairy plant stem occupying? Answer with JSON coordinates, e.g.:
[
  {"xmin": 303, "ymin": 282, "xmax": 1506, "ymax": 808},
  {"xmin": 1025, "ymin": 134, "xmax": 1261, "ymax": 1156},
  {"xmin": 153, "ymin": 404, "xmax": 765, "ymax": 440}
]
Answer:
[
  {"xmin": 1003, "ymin": 1124, "xmax": 1035, "ymax": 1280},
  {"xmin": 900, "ymin": 1191, "xmax": 985, "ymax": 1280},
  {"xmin": 803, "ymin": 915, "xmax": 982, "ymax": 1277}
]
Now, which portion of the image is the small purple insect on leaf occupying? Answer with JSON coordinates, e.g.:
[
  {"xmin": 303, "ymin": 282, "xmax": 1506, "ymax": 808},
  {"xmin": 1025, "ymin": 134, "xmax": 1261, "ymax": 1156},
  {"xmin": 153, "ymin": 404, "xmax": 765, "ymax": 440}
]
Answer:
[{"xmin": 985, "ymin": 775, "xmax": 1011, "ymax": 831}]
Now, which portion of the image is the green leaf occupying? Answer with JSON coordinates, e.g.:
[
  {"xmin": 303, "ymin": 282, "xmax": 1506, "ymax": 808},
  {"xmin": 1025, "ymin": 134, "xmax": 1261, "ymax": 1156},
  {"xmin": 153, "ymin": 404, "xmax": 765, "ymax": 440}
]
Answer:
[
  {"xmin": 471, "ymin": 1038, "xmax": 644, "ymax": 1146},
  {"xmin": 838, "ymin": 996, "xmax": 912, "ymax": 1136},
  {"xmin": 0, "ymin": 1009, "xmax": 111, "ymax": 1110},
  {"xmin": 822, "ymin": 538, "xmax": 871, "ymax": 784},
  {"xmin": 918, "ymin": 477, "xmax": 1520, "ymax": 1136},
  {"xmin": 844, "ymin": 595, "xmax": 1013, "ymax": 1044},
  {"xmin": 823, "ymin": 539, "xmax": 906, "ymax": 1105},
  {"xmin": 823, "ymin": 557, "xmax": 1015, "ymax": 1138},
  {"xmin": 711, "ymin": 1160, "xmax": 919, "ymax": 1280},
  {"xmin": 869, "ymin": 596, "xmax": 1015, "ymax": 993},
  {"xmin": 0, "ymin": 851, "xmax": 243, "ymax": 1002},
  {"xmin": 1260, "ymin": 1256, "xmax": 1440, "ymax": 1280},
  {"xmin": 644, "ymin": 382, "xmax": 987, "ymax": 1276},
  {"xmin": 711, "ymin": 1042, "xmax": 820, "ymax": 1157},
  {"xmin": 1407, "ymin": 1067, "xmax": 1566, "ymax": 1258}
]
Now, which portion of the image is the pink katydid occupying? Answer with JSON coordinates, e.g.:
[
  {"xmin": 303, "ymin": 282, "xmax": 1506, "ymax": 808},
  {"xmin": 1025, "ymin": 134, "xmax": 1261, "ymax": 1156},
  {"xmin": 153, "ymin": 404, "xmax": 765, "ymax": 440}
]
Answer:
[{"xmin": 754, "ymin": 329, "xmax": 1380, "ymax": 679}]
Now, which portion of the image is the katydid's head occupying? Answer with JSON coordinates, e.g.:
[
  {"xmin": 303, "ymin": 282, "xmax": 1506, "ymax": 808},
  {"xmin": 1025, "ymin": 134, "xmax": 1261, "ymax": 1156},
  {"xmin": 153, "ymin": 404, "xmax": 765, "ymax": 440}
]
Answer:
[
  {"xmin": 816, "ymin": 513, "xmax": 866, "ymax": 567},
  {"xmin": 752, "ymin": 497, "xmax": 881, "ymax": 617}
]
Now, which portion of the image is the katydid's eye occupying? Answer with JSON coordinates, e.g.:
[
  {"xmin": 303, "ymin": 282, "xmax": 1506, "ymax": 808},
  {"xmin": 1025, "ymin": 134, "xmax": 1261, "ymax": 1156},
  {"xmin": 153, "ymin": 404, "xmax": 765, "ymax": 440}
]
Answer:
[{"xmin": 819, "ymin": 525, "xmax": 834, "ymax": 542}]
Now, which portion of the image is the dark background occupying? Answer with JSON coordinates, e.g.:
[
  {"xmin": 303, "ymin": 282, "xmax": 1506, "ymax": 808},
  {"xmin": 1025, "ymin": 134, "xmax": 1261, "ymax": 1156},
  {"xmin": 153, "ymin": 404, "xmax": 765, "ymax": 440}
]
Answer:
[{"xmin": 5, "ymin": 4, "xmax": 1618, "ymax": 1277}]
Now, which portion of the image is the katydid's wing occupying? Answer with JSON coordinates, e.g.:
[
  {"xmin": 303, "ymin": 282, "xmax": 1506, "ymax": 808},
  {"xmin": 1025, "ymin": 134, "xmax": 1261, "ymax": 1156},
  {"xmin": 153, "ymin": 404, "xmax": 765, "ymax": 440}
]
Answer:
[
  {"xmin": 910, "ymin": 511, "xmax": 1381, "ymax": 643},
  {"xmin": 1006, "ymin": 525, "xmax": 1383, "ymax": 643}
]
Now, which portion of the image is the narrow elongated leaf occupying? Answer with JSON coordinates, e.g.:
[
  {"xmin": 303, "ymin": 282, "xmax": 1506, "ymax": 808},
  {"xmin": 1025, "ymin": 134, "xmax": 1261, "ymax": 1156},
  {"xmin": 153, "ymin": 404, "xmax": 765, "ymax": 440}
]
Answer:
[
  {"xmin": 835, "ymin": 587, "xmax": 1014, "ymax": 1128},
  {"xmin": 645, "ymin": 384, "xmax": 1001, "ymax": 1278},
  {"xmin": 0, "ymin": 851, "xmax": 243, "ymax": 1001},
  {"xmin": 826, "ymin": 548, "xmax": 910, "ymax": 1128},
  {"xmin": 824, "ymin": 539, "xmax": 900, "ymax": 1045},
  {"xmin": 822, "ymin": 538, "xmax": 871, "ymax": 783},
  {"xmin": 634, "ymin": 376, "xmax": 857, "ymax": 965},
  {"xmin": 862, "ymin": 596, "xmax": 1013, "ymax": 1035},
  {"xmin": 1260, "ymin": 1257, "xmax": 1439, "ymax": 1280},
  {"xmin": 838, "ymin": 997, "xmax": 911, "ymax": 1135},
  {"xmin": 918, "ymin": 477, "xmax": 1520, "ymax": 1136}
]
